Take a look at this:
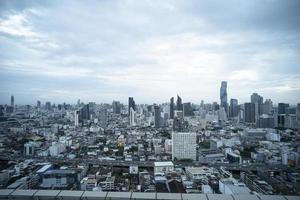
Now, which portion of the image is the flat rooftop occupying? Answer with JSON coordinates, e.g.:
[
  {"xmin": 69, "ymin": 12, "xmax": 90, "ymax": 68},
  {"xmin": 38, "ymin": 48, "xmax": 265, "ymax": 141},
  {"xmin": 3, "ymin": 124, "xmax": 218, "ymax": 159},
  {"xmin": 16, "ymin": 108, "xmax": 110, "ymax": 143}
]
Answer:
[{"xmin": 1, "ymin": 189, "xmax": 299, "ymax": 200}]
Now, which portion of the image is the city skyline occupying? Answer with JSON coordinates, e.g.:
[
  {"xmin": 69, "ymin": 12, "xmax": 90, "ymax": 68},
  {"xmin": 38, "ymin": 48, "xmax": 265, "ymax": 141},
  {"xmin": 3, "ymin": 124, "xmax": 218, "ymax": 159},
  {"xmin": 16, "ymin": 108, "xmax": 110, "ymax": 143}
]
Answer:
[
  {"xmin": 2, "ymin": 89, "xmax": 300, "ymax": 106},
  {"xmin": 0, "ymin": 0, "xmax": 300, "ymax": 104}
]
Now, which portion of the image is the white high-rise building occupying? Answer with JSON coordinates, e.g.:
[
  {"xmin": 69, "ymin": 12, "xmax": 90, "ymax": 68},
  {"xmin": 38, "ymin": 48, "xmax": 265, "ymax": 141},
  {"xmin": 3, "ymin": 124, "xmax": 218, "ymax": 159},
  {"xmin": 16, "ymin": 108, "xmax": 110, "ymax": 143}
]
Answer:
[
  {"xmin": 172, "ymin": 132, "xmax": 197, "ymax": 161},
  {"xmin": 74, "ymin": 110, "xmax": 80, "ymax": 127},
  {"xmin": 130, "ymin": 107, "xmax": 136, "ymax": 126}
]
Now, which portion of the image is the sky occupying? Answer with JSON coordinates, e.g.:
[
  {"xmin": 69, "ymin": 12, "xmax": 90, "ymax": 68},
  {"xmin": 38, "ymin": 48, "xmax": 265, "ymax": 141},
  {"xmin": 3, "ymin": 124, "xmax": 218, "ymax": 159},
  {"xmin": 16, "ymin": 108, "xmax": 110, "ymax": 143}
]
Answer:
[{"xmin": 0, "ymin": 0, "xmax": 300, "ymax": 105}]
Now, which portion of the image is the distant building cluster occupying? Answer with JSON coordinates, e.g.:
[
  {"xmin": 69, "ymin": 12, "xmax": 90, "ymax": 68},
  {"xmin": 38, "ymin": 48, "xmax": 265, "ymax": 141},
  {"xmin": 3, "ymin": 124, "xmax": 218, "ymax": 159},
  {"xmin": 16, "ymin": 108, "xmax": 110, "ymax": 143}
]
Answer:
[{"xmin": 0, "ymin": 81, "xmax": 299, "ymax": 195}]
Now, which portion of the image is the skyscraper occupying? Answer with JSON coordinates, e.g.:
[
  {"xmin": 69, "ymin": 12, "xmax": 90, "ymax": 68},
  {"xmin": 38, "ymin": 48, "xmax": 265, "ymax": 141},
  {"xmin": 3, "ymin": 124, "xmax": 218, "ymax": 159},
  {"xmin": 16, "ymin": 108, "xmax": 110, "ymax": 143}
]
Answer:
[
  {"xmin": 262, "ymin": 99, "xmax": 273, "ymax": 115},
  {"xmin": 112, "ymin": 101, "xmax": 121, "ymax": 114},
  {"xmin": 278, "ymin": 103, "xmax": 289, "ymax": 115},
  {"xmin": 172, "ymin": 132, "xmax": 197, "ymax": 161},
  {"xmin": 74, "ymin": 110, "xmax": 80, "ymax": 127},
  {"xmin": 11, "ymin": 95, "xmax": 14, "ymax": 109},
  {"xmin": 183, "ymin": 102, "xmax": 193, "ymax": 116},
  {"xmin": 296, "ymin": 103, "xmax": 300, "ymax": 131},
  {"xmin": 154, "ymin": 104, "xmax": 161, "ymax": 129},
  {"xmin": 251, "ymin": 93, "xmax": 263, "ymax": 118},
  {"xmin": 37, "ymin": 100, "xmax": 41, "ymax": 108},
  {"xmin": 129, "ymin": 107, "xmax": 136, "ymax": 126},
  {"xmin": 220, "ymin": 81, "xmax": 228, "ymax": 113},
  {"xmin": 244, "ymin": 102, "xmax": 255, "ymax": 123},
  {"xmin": 128, "ymin": 97, "xmax": 135, "ymax": 115},
  {"xmin": 99, "ymin": 108, "xmax": 107, "ymax": 128},
  {"xmin": 170, "ymin": 97, "xmax": 174, "ymax": 119},
  {"xmin": 81, "ymin": 104, "xmax": 90, "ymax": 120},
  {"xmin": 229, "ymin": 99, "xmax": 238, "ymax": 118},
  {"xmin": 176, "ymin": 95, "xmax": 183, "ymax": 111}
]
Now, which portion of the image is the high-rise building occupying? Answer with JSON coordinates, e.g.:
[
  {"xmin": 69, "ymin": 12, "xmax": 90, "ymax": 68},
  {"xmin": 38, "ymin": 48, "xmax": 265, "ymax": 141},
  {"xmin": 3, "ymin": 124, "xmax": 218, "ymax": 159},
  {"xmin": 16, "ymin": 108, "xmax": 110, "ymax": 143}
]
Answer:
[
  {"xmin": 244, "ymin": 103, "xmax": 255, "ymax": 123},
  {"xmin": 112, "ymin": 101, "xmax": 121, "ymax": 114},
  {"xmin": 251, "ymin": 93, "xmax": 263, "ymax": 118},
  {"xmin": 74, "ymin": 110, "xmax": 80, "ymax": 127},
  {"xmin": 262, "ymin": 99, "xmax": 273, "ymax": 115},
  {"xmin": 37, "ymin": 100, "xmax": 41, "ymax": 108},
  {"xmin": 213, "ymin": 102, "xmax": 220, "ymax": 111},
  {"xmin": 45, "ymin": 102, "xmax": 51, "ymax": 110},
  {"xmin": 278, "ymin": 103, "xmax": 289, "ymax": 115},
  {"xmin": 129, "ymin": 107, "xmax": 136, "ymax": 126},
  {"xmin": 256, "ymin": 114, "xmax": 275, "ymax": 128},
  {"xmin": 183, "ymin": 102, "xmax": 193, "ymax": 116},
  {"xmin": 220, "ymin": 81, "xmax": 228, "ymax": 113},
  {"xmin": 172, "ymin": 132, "xmax": 197, "ymax": 161},
  {"xmin": 128, "ymin": 97, "xmax": 135, "ymax": 115},
  {"xmin": 297, "ymin": 103, "xmax": 300, "ymax": 131},
  {"xmin": 81, "ymin": 104, "xmax": 90, "ymax": 120},
  {"xmin": 229, "ymin": 99, "xmax": 238, "ymax": 118},
  {"xmin": 176, "ymin": 95, "xmax": 183, "ymax": 111},
  {"xmin": 0, "ymin": 105, "xmax": 4, "ymax": 116},
  {"xmin": 154, "ymin": 104, "xmax": 161, "ymax": 129},
  {"xmin": 170, "ymin": 97, "xmax": 175, "ymax": 119},
  {"xmin": 99, "ymin": 108, "xmax": 107, "ymax": 128},
  {"xmin": 10, "ymin": 95, "xmax": 14, "ymax": 108}
]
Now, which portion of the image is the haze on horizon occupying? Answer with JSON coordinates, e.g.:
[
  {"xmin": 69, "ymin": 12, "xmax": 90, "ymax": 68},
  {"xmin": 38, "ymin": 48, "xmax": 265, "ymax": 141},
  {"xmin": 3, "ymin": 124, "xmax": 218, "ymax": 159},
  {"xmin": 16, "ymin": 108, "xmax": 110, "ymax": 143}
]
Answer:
[{"xmin": 0, "ymin": 0, "xmax": 300, "ymax": 105}]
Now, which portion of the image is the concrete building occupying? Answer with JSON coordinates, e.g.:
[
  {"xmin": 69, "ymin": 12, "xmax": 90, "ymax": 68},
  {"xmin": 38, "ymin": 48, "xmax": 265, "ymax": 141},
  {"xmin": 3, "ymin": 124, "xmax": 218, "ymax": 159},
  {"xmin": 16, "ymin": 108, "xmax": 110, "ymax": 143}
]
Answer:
[
  {"xmin": 244, "ymin": 103, "xmax": 255, "ymax": 123},
  {"xmin": 219, "ymin": 178, "xmax": 251, "ymax": 194},
  {"xmin": 130, "ymin": 107, "xmax": 136, "ymax": 126},
  {"xmin": 170, "ymin": 97, "xmax": 175, "ymax": 119},
  {"xmin": 185, "ymin": 167, "xmax": 214, "ymax": 181},
  {"xmin": 154, "ymin": 162, "xmax": 174, "ymax": 174},
  {"xmin": 229, "ymin": 99, "xmax": 238, "ymax": 118},
  {"xmin": 41, "ymin": 170, "xmax": 77, "ymax": 189},
  {"xmin": 172, "ymin": 132, "xmax": 197, "ymax": 161}
]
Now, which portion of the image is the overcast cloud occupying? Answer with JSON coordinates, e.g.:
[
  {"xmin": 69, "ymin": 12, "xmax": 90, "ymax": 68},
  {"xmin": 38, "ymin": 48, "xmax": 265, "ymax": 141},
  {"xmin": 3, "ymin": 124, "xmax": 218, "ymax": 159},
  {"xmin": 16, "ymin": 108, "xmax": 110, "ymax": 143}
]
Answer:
[{"xmin": 0, "ymin": 0, "xmax": 300, "ymax": 105}]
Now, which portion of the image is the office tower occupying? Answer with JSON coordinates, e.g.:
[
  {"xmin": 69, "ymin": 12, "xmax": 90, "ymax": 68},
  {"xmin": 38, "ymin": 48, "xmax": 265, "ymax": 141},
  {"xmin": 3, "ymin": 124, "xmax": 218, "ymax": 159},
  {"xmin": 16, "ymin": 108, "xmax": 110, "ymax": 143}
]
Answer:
[
  {"xmin": 220, "ymin": 81, "xmax": 228, "ymax": 113},
  {"xmin": 37, "ymin": 100, "xmax": 41, "ymax": 108},
  {"xmin": 172, "ymin": 132, "xmax": 197, "ymax": 161},
  {"xmin": 176, "ymin": 95, "xmax": 183, "ymax": 111},
  {"xmin": 170, "ymin": 97, "xmax": 175, "ymax": 119},
  {"xmin": 77, "ymin": 99, "xmax": 80, "ymax": 106},
  {"xmin": 256, "ymin": 115, "xmax": 275, "ymax": 128},
  {"xmin": 297, "ymin": 103, "xmax": 300, "ymax": 131},
  {"xmin": 88, "ymin": 102, "xmax": 96, "ymax": 117},
  {"xmin": 74, "ymin": 110, "xmax": 80, "ymax": 126},
  {"xmin": 129, "ymin": 107, "xmax": 136, "ymax": 126},
  {"xmin": 212, "ymin": 102, "xmax": 220, "ymax": 111},
  {"xmin": 200, "ymin": 100, "xmax": 204, "ymax": 108},
  {"xmin": 244, "ymin": 103, "xmax": 255, "ymax": 123},
  {"xmin": 99, "ymin": 108, "xmax": 107, "ymax": 128},
  {"xmin": 45, "ymin": 102, "xmax": 51, "ymax": 110},
  {"xmin": 0, "ymin": 105, "xmax": 4, "ymax": 116},
  {"xmin": 262, "ymin": 99, "xmax": 273, "ymax": 115},
  {"xmin": 251, "ymin": 93, "xmax": 263, "ymax": 119},
  {"xmin": 173, "ymin": 110, "xmax": 185, "ymax": 132},
  {"xmin": 229, "ymin": 99, "xmax": 238, "ymax": 118},
  {"xmin": 183, "ymin": 102, "xmax": 193, "ymax": 116},
  {"xmin": 112, "ymin": 101, "xmax": 121, "ymax": 114},
  {"xmin": 10, "ymin": 95, "xmax": 14, "ymax": 107},
  {"xmin": 278, "ymin": 103, "xmax": 289, "ymax": 115},
  {"xmin": 128, "ymin": 97, "xmax": 135, "ymax": 115},
  {"xmin": 154, "ymin": 104, "xmax": 161, "ymax": 129},
  {"xmin": 81, "ymin": 104, "xmax": 90, "ymax": 120}
]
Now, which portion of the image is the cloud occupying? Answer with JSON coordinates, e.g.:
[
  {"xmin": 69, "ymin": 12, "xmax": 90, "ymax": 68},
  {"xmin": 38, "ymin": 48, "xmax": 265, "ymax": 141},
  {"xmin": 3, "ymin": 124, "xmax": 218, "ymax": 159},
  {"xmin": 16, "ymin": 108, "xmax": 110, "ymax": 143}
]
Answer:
[
  {"xmin": 0, "ymin": 0, "xmax": 299, "ymax": 105},
  {"xmin": 0, "ymin": 11, "xmax": 37, "ymax": 38}
]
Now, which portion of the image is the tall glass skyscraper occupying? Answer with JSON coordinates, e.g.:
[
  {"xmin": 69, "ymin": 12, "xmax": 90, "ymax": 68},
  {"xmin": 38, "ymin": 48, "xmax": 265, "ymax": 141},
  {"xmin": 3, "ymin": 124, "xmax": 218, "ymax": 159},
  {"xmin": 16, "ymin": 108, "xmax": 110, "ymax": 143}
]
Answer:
[
  {"xmin": 170, "ymin": 97, "xmax": 174, "ymax": 119},
  {"xmin": 220, "ymin": 81, "xmax": 228, "ymax": 113}
]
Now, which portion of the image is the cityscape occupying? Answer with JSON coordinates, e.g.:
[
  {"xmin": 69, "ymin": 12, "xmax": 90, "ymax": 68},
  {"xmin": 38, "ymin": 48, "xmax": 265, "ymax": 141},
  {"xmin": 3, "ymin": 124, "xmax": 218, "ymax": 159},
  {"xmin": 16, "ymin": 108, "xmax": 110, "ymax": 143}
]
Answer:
[
  {"xmin": 1, "ymin": 0, "xmax": 300, "ymax": 200},
  {"xmin": 0, "ymin": 81, "xmax": 300, "ymax": 199}
]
